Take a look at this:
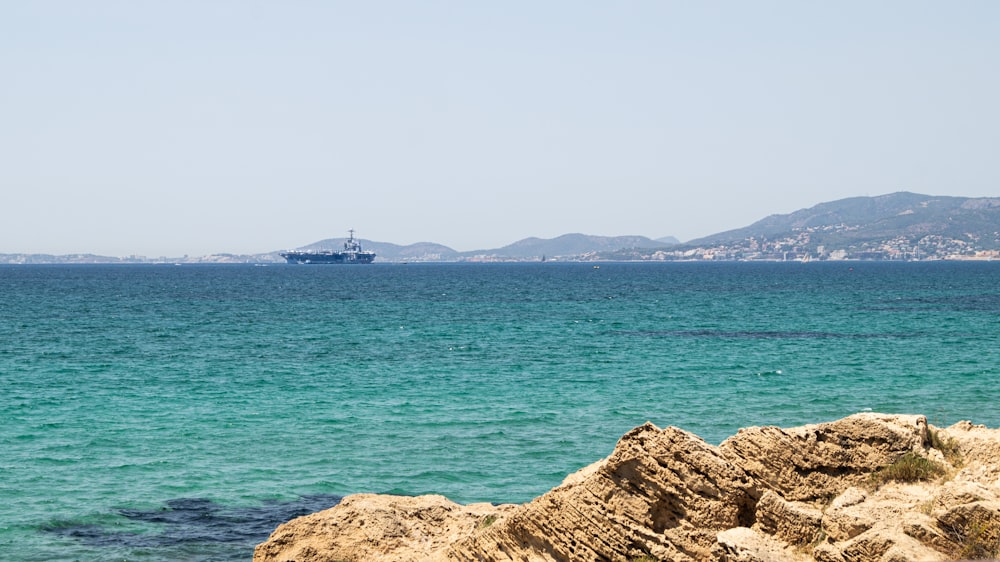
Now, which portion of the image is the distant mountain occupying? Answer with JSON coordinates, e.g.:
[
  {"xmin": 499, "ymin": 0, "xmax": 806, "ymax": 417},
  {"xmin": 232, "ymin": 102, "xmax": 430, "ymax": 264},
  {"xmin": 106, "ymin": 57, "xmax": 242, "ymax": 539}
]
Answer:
[
  {"xmin": 290, "ymin": 233, "xmax": 672, "ymax": 262},
  {"xmin": 268, "ymin": 193, "xmax": 1000, "ymax": 263},
  {"xmin": 8, "ymin": 192, "xmax": 997, "ymax": 264},
  {"xmin": 687, "ymin": 192, "xmax": 1000, "ymax": 252},
  {"xmin": 460, "ymin": 233, "xmax": 667, "ymax": 260},
  {"xmin": 301, "ymin": 238, "xmax": 460, "ymax": 262}
]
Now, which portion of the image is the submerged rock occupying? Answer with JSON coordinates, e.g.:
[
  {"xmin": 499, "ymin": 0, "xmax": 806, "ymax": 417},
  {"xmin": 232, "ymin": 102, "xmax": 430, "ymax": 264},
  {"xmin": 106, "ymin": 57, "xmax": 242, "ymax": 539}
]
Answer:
[{"xmin": 254, "ymin": 414, "xmax": 1000, "ymax": 562}]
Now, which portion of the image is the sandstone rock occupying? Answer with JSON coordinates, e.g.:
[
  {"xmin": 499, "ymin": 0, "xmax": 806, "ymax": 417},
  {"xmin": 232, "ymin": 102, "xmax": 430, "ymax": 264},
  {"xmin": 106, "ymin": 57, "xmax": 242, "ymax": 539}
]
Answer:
[
  {"xmin": 934, "ymin": 481, "xmax": 996, "ymax": 508},
  {"xmin": 811, "ymin": 540, "xmax": 847, "ymax": 562},
  {"xmin": 719, "ymin": 413, "xmax": 929, "ymax": 502},
  {"xmin": 833, "ymin": 524, "xmax": 946, "ymax": 562},
  {"xmin": 902, "ymin": 513, "xmax": 956, "ymax": 556},
  {"xmin": 255, "ymin": 414, "xmax": 1000, "ymax": 562},
  {"xmin": 830, "ymin": 486, "xmax": 867, "ymax": 510},
  {"xmin": 946, "ymin": 421, "xmax": 1000, "ymax": 487},
  {"xmin": 879, "ymin": 536, "xmax": 948, "ymax": 562},
  {"xmin": 445, "ymin": 423, "xmax": 759, "ymax": 562},
  {"xmin": 712, "ymin": 527, "xmax": 811, "ymax": 562},
  {"xmin": 252, "ymin": 494, "xmax": 511, "ymax": 562},
  {"xmin": 936, "ymin": 500, "xmax": 1000, "ymax": 560},
  {"xmin": 752, "ymin": 491, "xmax": 822, "ymax": 546},
  {"xmin": 822, "ymin": 487, "xmax": 885, "ymax": 542}
]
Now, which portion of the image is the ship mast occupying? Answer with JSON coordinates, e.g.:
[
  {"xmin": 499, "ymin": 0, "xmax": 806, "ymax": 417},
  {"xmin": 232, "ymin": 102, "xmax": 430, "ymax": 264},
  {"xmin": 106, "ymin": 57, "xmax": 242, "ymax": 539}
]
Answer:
[{"xmin": 345, "ymin": 229, "xmax": 360, "ymax": 252}]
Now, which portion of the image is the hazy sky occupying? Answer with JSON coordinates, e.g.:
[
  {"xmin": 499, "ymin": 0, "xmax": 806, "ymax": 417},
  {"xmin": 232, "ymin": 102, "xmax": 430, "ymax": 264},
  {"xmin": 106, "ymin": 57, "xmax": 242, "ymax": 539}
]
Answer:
[{"xmin": 2, "ymin": 2, "xmax": 998, "ymax": 256}]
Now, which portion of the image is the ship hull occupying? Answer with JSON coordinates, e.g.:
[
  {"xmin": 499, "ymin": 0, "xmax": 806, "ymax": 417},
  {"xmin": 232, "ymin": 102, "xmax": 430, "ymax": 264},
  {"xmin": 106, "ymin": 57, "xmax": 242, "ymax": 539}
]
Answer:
[
  {"xmin": 280, "ymin": 251, "xmax": 375, "ymax": 264},
  {"xmin": 281, "ymin": 230, "xmax": 375, "ymax": 264}
]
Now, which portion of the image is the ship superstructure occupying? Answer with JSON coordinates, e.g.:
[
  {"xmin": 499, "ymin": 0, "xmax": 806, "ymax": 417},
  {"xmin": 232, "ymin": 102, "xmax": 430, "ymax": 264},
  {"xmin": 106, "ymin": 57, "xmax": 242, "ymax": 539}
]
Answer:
[{"xmin": 280, "ymin": 230, "xmax": 376, "ymax": 264}]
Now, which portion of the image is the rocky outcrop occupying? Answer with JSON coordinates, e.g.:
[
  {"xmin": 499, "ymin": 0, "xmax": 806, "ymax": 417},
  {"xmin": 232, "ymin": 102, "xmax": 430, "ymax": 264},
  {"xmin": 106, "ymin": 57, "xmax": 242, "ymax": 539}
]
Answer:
[
  {"xmin": 255, "ymin": 414, "xmax": 1000, "ymax": 562},
  {"xmin": 252, "ymin": 494, "xmax": 516, "ymax": 562}
]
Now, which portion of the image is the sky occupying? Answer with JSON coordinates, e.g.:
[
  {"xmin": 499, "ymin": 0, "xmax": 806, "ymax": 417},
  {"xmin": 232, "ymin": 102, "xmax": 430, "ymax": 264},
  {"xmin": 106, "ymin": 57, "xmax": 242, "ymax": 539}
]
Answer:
[{"xmin": 2, "ymin": 1, "xmax": 998, "ymax": 257}]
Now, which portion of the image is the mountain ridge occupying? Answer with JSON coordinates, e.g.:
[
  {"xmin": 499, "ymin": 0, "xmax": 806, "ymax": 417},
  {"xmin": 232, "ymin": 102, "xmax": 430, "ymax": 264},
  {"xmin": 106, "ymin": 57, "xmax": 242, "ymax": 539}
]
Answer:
[
  {"xmin": 280, "ymin": 191, "xmax": 1000, "ymax": 261},
  {"xmin": 666, "ymin": 191, "xmax": 1000, "ymax": 261},
  {"xmin": 688, "ymin": 191, "xmax": 991, "ymax": 246},
  {"xmin": 3, "ymin": 192, "xmax": 997, "ymax": 263},
  {"xmin": 289, "ymin": 232, "xmax": 675, "ymax": 263}
]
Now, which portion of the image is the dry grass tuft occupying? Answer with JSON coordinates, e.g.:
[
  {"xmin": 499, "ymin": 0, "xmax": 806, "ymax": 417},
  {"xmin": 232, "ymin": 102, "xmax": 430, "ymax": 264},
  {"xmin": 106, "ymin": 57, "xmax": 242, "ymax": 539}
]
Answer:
[{"xmin": 870, "ymin": 451, "xmax": 945, "ymax": 489}]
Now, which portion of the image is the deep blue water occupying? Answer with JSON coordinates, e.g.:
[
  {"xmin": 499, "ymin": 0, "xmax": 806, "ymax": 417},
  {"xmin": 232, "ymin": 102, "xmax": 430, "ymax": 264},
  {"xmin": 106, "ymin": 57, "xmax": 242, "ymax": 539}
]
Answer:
[{"xmin": 1, "ymin": 262, "xmax": 998, "ymax": 560}]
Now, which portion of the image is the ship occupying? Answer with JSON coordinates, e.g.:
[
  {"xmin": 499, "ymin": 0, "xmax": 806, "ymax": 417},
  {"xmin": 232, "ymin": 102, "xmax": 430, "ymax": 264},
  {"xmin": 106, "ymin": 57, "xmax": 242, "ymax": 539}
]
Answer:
[{"xmin": 280, "ymin": 230, "xmax": 376, "ymax": 264}]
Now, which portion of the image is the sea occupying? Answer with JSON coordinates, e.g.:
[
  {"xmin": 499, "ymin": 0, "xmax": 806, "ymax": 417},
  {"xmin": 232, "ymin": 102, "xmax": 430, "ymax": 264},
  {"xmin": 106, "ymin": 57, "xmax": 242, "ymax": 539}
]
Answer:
[{"xmin": 2, "ymin": 261, "xmax": 998, "ymax": 561}]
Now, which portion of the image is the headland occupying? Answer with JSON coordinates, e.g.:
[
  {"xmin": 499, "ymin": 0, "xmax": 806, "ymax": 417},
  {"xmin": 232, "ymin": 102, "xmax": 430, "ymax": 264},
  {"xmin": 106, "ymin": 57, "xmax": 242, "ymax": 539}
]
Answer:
[{"xmin": 254, "ymin": 413, "xmax": 1000, "ymax": 562}]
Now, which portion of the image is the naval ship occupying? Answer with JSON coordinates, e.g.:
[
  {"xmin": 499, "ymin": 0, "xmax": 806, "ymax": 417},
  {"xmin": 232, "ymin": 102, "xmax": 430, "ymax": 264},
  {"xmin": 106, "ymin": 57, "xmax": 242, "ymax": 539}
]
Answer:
[{"xmin": 280, "ymin": 230, "xmax": 376, "ymax": 264}]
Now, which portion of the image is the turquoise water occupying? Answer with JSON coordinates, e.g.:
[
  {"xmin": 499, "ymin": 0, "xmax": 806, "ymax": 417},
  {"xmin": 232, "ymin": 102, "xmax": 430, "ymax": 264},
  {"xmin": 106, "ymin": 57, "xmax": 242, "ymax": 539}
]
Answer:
[{"xmin": 2, "ymin": 262, "xmax": 998, "ymax": 560}]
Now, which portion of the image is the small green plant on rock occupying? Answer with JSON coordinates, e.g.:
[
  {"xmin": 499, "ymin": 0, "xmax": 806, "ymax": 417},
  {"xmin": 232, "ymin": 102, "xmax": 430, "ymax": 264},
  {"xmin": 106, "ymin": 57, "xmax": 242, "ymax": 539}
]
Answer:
[
  {"xmin": 947, "ymin": 513, "xmax": 1000, "ymax": 560},
  {"xmin": 929, "ymin": 428, "xmax": 963, "ymax": 467},
  {"xmin": 477, "ymin": 514, "xmax": 498, "ymax": 530},
  {"xmin": 920, "ymin": 498, "xmax": 936, "ymax": 516},
  {"xmin": 869, "ymin": 451, "xmax": 945, "ymax": 488},
  {"xmin": 811, "ymin": 526, "xmax": 828, "ymax": 547}
]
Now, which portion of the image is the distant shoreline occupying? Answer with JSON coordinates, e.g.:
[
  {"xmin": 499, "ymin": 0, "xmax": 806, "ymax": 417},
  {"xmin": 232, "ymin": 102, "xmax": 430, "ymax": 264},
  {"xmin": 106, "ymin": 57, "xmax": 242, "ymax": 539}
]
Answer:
[{"xmin": 2, "ymin": 255, "xmax": 998, "ymax": 265}]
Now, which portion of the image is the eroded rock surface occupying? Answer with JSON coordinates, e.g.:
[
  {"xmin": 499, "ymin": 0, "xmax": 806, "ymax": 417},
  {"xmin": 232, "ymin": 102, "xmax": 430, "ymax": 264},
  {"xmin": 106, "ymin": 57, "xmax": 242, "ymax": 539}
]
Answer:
[
  {"xmin": 252, "ymin": 494, "xmax": 513, "ymax": 562},
  {"xmin": 254, "ymin": 414, "xmax": 1000, "ymax": 562}
]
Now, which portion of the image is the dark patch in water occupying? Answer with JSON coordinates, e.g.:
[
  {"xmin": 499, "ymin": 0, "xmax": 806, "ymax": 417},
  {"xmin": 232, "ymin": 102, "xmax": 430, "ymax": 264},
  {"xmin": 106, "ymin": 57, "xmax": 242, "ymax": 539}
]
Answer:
[{"xmin": 43, "ymin": 494, "xmax": 341, "ymax": 549}]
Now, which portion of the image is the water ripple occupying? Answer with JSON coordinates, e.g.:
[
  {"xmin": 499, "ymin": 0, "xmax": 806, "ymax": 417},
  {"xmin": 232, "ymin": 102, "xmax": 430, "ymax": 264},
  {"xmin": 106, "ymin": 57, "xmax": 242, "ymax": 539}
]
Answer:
[{"xmin": 614, "ymin": 329, "xmax": 919, "ymax": 339}]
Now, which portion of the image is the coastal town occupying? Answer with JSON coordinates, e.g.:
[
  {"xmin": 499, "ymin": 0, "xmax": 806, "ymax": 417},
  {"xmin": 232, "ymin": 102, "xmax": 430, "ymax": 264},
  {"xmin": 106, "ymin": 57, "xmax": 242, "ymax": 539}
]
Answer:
[{"xmin": 592, "ymin": 225, "xmax": 1000, "ymax": 263}]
